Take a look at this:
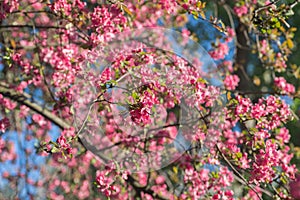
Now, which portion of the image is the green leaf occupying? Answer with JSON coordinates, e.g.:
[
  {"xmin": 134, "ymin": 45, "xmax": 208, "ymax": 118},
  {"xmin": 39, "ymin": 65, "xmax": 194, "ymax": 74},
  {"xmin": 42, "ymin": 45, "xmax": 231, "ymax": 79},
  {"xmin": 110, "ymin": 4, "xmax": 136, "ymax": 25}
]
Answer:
[
  {"xmin": 211, "ymin": 171, "xmax": 219, "ymax": 179},
  {"xmin": 51, "ymin": 146, "xmax": 60, "ymax": 153},
  {"xmin": 191, "ymin": 11, "xmax": 198, "ymax": 19},
  {"xmin": 236, "ymin": 152, "xmax": 242, "ymax": 159},
  {"xmin": 275, "ymin": 21, "xmax": 281, "ymax": 28}
]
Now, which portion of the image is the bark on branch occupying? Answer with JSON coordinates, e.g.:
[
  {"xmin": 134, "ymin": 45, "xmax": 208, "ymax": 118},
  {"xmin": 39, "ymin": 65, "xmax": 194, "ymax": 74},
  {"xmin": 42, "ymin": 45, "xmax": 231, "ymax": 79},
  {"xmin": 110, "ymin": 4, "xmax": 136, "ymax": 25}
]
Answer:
[
  {"xmin": 0, "ymin": 83, "xmax": 70, "ymax": 129},
  {"xmin": 0, "ymin": 25, "xmax": 67, "ymax": 29}
]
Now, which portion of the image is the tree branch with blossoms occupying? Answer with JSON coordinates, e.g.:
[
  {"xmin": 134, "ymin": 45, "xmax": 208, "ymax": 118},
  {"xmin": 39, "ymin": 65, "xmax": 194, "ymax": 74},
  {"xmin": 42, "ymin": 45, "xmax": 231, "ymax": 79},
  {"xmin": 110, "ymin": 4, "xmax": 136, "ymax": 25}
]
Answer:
[{"xmin": 0, "ymin": 0, "xmax": 299, "ymax": 199}]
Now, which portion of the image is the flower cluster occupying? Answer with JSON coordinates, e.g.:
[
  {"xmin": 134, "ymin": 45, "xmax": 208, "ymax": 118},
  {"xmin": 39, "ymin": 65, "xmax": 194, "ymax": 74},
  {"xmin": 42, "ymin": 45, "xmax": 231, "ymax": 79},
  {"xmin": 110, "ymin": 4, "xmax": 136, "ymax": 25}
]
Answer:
[
  {"xmin": 290, "ymin": 174, "xmax": 300, "ymax": 199},
  {"xmin": 224, "ymin": 75, "xmax": 240, "ymax": 90},
  {"xmin": 0, "ymin": 118, "xmax": 10, "ymax": 133},
  {"xmin": 89, "ymin": 5, "xmax": 127, "ymax": 44},
  {"xmin": 233, "ymin": 5, "xmax": 248, "ymax": 17},
  {"xmin": 96, "ymin": 170, "xmax": 117, "ymax": 197},
  {"xmin": 49, "ymin": 0, "xmax": 86, "ymax": 15},
  {"xmin": 235, "ymin": 96, "xmax": 252, "ymax": 117},
  {"xmin": 274, "ymin": 76, "xmax": 295, "ymax": 95},
  {"xmin": 0, "ymin": 0, "xmax": 298, "ymax": 199},
  {"xmin": 0, "ymin": 0, "xmax": 19, "ymax": 19},
  {"xmin": 209, "ymin": 42, "xmax": 229, "ymax": 60},
  {"xmin": 95, "ymin": 164, "xmax": 129, "ymax": 197},
  {"xmin": 254, "ymin": 95, "xmax": 292, "ymax": 130},
  {"xmin": 250, "ymin": 140, "xmax": 296, "ymax": 184},
  {"xmin": 0, "ymin": 94, "xmax": 17, "ymax": 110},
  {"xmin": 56, "ymin": 135, "xmax": 72, "ymax": 156},
  {"xmin": 183, "ymin": 166, "xmax": 234, "ymax": 199},
  {"xmin": 130, "ymin": 90, "xmax": 159, "ymax": 126},
  {"xmin": 49, "ymin": 0, "xmax": 72, "ymax": 15},
  {"xmin": 0, "ymin": 140, "xmax": 16, "ymax": 162}
]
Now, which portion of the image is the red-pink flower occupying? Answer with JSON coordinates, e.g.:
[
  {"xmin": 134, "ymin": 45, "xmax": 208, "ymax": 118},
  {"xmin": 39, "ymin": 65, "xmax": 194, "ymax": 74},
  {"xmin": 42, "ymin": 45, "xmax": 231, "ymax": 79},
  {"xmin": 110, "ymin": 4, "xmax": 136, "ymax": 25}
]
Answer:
[
  {"xmin": 49, "ymin": 0, "xmax": 72, "ymax": 15},
  {"xmin": 32, "ymin": 114, "xmax": 48, "ymax": 128},
  {"xmin": 209, "ymin": 42, "xmax": 229, "ymax": 60},
  {"xmin": 235, "ymin": 96, "xmax": 252, "ymax": 116},
  {"xmin": 225, "ymin": 27, "xmax": 235, "ymax": 42},
  {"xmin": 290, "ymin": 174, "xmax": 300, "ymax": 199},
  {"xmin": 95, "ymin": 170, "xmax": 118, "ymax": 197},
  {"xmin": 224, "ymin": 75, "xmax": 240, "ymax": 90},
  {"xmin": 276, "ymin": 127, "xmax": 290, "ymax": 143},
  {"xmin": 0, "ymin": 118, "xmax": 10, "ymax": 133},
  {"xmin": 0, "ymin": 0, "xmax": 19, "ymax": 19},
  {"xmin": 251, "ymin": 100, "xmax": 267, "ymax": 119},
  {"xmin": 98, "ymin": 68, "xmax": 112, "ymax": 85},
  {"xmin": 56, "ymin": 135, "xmax": 70, "ymax": 149},
  {"xmin": 155, "ymin": 175, "xmax": 165, "ymax": 185},
  {"xmin": 233, "ymin": 5, "xmax": 248, "ymax": 17},
  {"xmin": 274, "ymin": 77, "xmax": 295, "ymax": 95}
]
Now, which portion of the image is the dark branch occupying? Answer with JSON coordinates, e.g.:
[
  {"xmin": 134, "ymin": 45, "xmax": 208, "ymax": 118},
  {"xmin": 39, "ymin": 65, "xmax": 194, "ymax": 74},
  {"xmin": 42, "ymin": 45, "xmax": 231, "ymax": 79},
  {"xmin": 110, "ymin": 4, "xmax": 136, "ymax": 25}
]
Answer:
[
  {"xmin": 0, "ymin": 25, "xmax": 66, "ymax": 29},
  {"xmin": 0, "ymin": 83, "xmax": 69, "ymax": 129}
]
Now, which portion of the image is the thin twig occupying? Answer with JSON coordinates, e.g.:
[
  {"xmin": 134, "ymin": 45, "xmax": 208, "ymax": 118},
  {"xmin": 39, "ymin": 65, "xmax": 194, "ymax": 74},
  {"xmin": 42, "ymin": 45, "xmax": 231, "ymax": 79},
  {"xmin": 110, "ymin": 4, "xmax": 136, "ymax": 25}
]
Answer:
[
  {"xmin": 0, "ymin": 84, "xmax": 69, "ymax": 129},
  {"xmin": 216, "ymin": 144, "xmax": 265, "ymax": 200},
  {"xmin": 0, "ymin": 25, "xmax": 66, "ymax": 29},
  {"xmin": 290, "ymin": 0, "xmax": 300, "ymax": 9}
]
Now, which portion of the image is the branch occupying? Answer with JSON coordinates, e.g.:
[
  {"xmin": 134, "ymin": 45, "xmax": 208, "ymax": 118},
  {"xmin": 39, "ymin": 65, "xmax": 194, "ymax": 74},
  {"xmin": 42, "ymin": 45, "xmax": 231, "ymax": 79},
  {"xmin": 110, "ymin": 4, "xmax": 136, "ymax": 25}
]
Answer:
[
  {"xmin": 0, "ymin": 84, "xmax": 69, "ymax": 129},
  {"xmin": 216, "ymin": 144, "xmax": 274, "ymax": 199},
  {"xmin": 0, "ymin": 83, "xmax": 119, "ymax": 161},
  {"xmin": 253, "ymin": 0, "xmax": 280, "ymax": 17},
  {"xmin": 127, "ymin": 175, "xmax": 169, "ymax": 200},
  {"xmin": 289, "ymin": 0, "xmax": 300, "ymax": 9},
  {"xmin": 0, "ymin": 25, "xmax": 66, "ymax": 29}
]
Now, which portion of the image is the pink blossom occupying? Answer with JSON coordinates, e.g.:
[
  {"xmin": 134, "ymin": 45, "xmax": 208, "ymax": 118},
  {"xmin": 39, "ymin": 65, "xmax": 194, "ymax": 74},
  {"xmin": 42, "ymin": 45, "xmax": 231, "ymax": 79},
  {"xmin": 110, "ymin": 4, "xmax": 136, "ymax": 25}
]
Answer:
[
  {"xmin": 250, "ymin": 140, "xmax": 280, "ymax": 184},
  {"xmin": 130, "ymin": 90, "xmax": 159, "ymax": 126},
  {"xmin": 233, "ymin": 5, "xmax": 248, "ymax": 17},
  {"xmin": 141, "ymin": 193, "xmax": 154, "ymax": 200},
  {"xmin": 224, "ymin": 75, "xmax": 240, "ymax": 90},
  {"xmin": 239, "ymin": 153, "xmax": 251, "ymax": 169},
  {"xmin": 32, "ymin": 114, "xmax": 48, "ymax": 128},
  {"xmin": 19, "ymin": 105, "xmax": 29, "ymax": 118},
  {"xmin": 225, "ymin": 27, "xmax": 235, "ymax": 42},
  {"xmin": 60, "ymin": 181, "xmax": 70, "ymax": 193},
  {"xmin": 274, "ymin": 53, "xmax": 287, "ymax": 71},
  {"xmin": 137, "ymin": 172, "xmax": 148, "ymax": 186},
  {"xmin": 252, "ymin": 96, "xmax": 292, "ymax": 130},
  {"xmin": 219, "ymin": 167, "xmax": 234, "ymax": 187},
  {"xmin": 260, "ymin": 39, "xmax": 269, "ymax": 55},
  {"xmin": 89, "ymin": 5, "xmax": 127, "ymax": 44},
  {"xmin": 0, "ymin": 118, "xmax": 10, "ymax": 133},
  {"xmin": 0, "ymin": 0, "xmax": 19, "ymax": 19},
  {"xmin": 49, "ymin": 0, "xmax": 72, "ymax": 15},
  {"xmin": 61, "ymin": 127, "xmax": 75, "ymax": 138},
  {"xmin": 158, "ymin": 0, "xmax": 178, "ymax": 13},
  {"xmin": 193, "ymin": 130, "xmax": 206, "ymax": 142},
  {"xmin": 155, "ymin": 175, "xmax": 165, "ymax": 185},
  {"xmin": 95, "ymin": 170, "xmax": 115, "ymax": 197},
  {"xmin": 2, "ymin": 171, "xmax": 9, "ymax": 178},
  {"xmin": 276, "ymin": 127, "xmax": 290, "ymax": 143},
  {"xmin": 16, "ymin": 81, "xmax": 28, "ymax": 92},
  {"xmin": 274, "ymin": 77, "xmax": 295, "ymax": 95},
  {"xmin": 181, "ymin": 28, "xmax": 191, "ymax": 45},
  {"xmin": 222, "ymin": 61, "xmax": 234, "ymax": 72},
  {"xmin": 77, "ymin": 180, "xmax": 90, "ymax": 199},
  {"xmin": 251, "ymin": 100, "xmax": 267, "ymax": 119},
  {"xmin": 290, "ymin": 174, "xmax": 300, "ymax": 199},
  {"xmin": 235, "ymin": 96, "xmax": 252, "ymax": 116},
  {"xmin": 56, "ymin": 135, "xmax": 70, "ymax": 149},
  {"xmin": 98, "ymin": 68, "xmax": 112, "ymax": 85},
  {"xmin": 209, "ymin": 42, "xmax": 229, "ymax": 60},
  {"xmin": 0, "ymin": 97, "xmax": 17, "ymax": 110}
]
